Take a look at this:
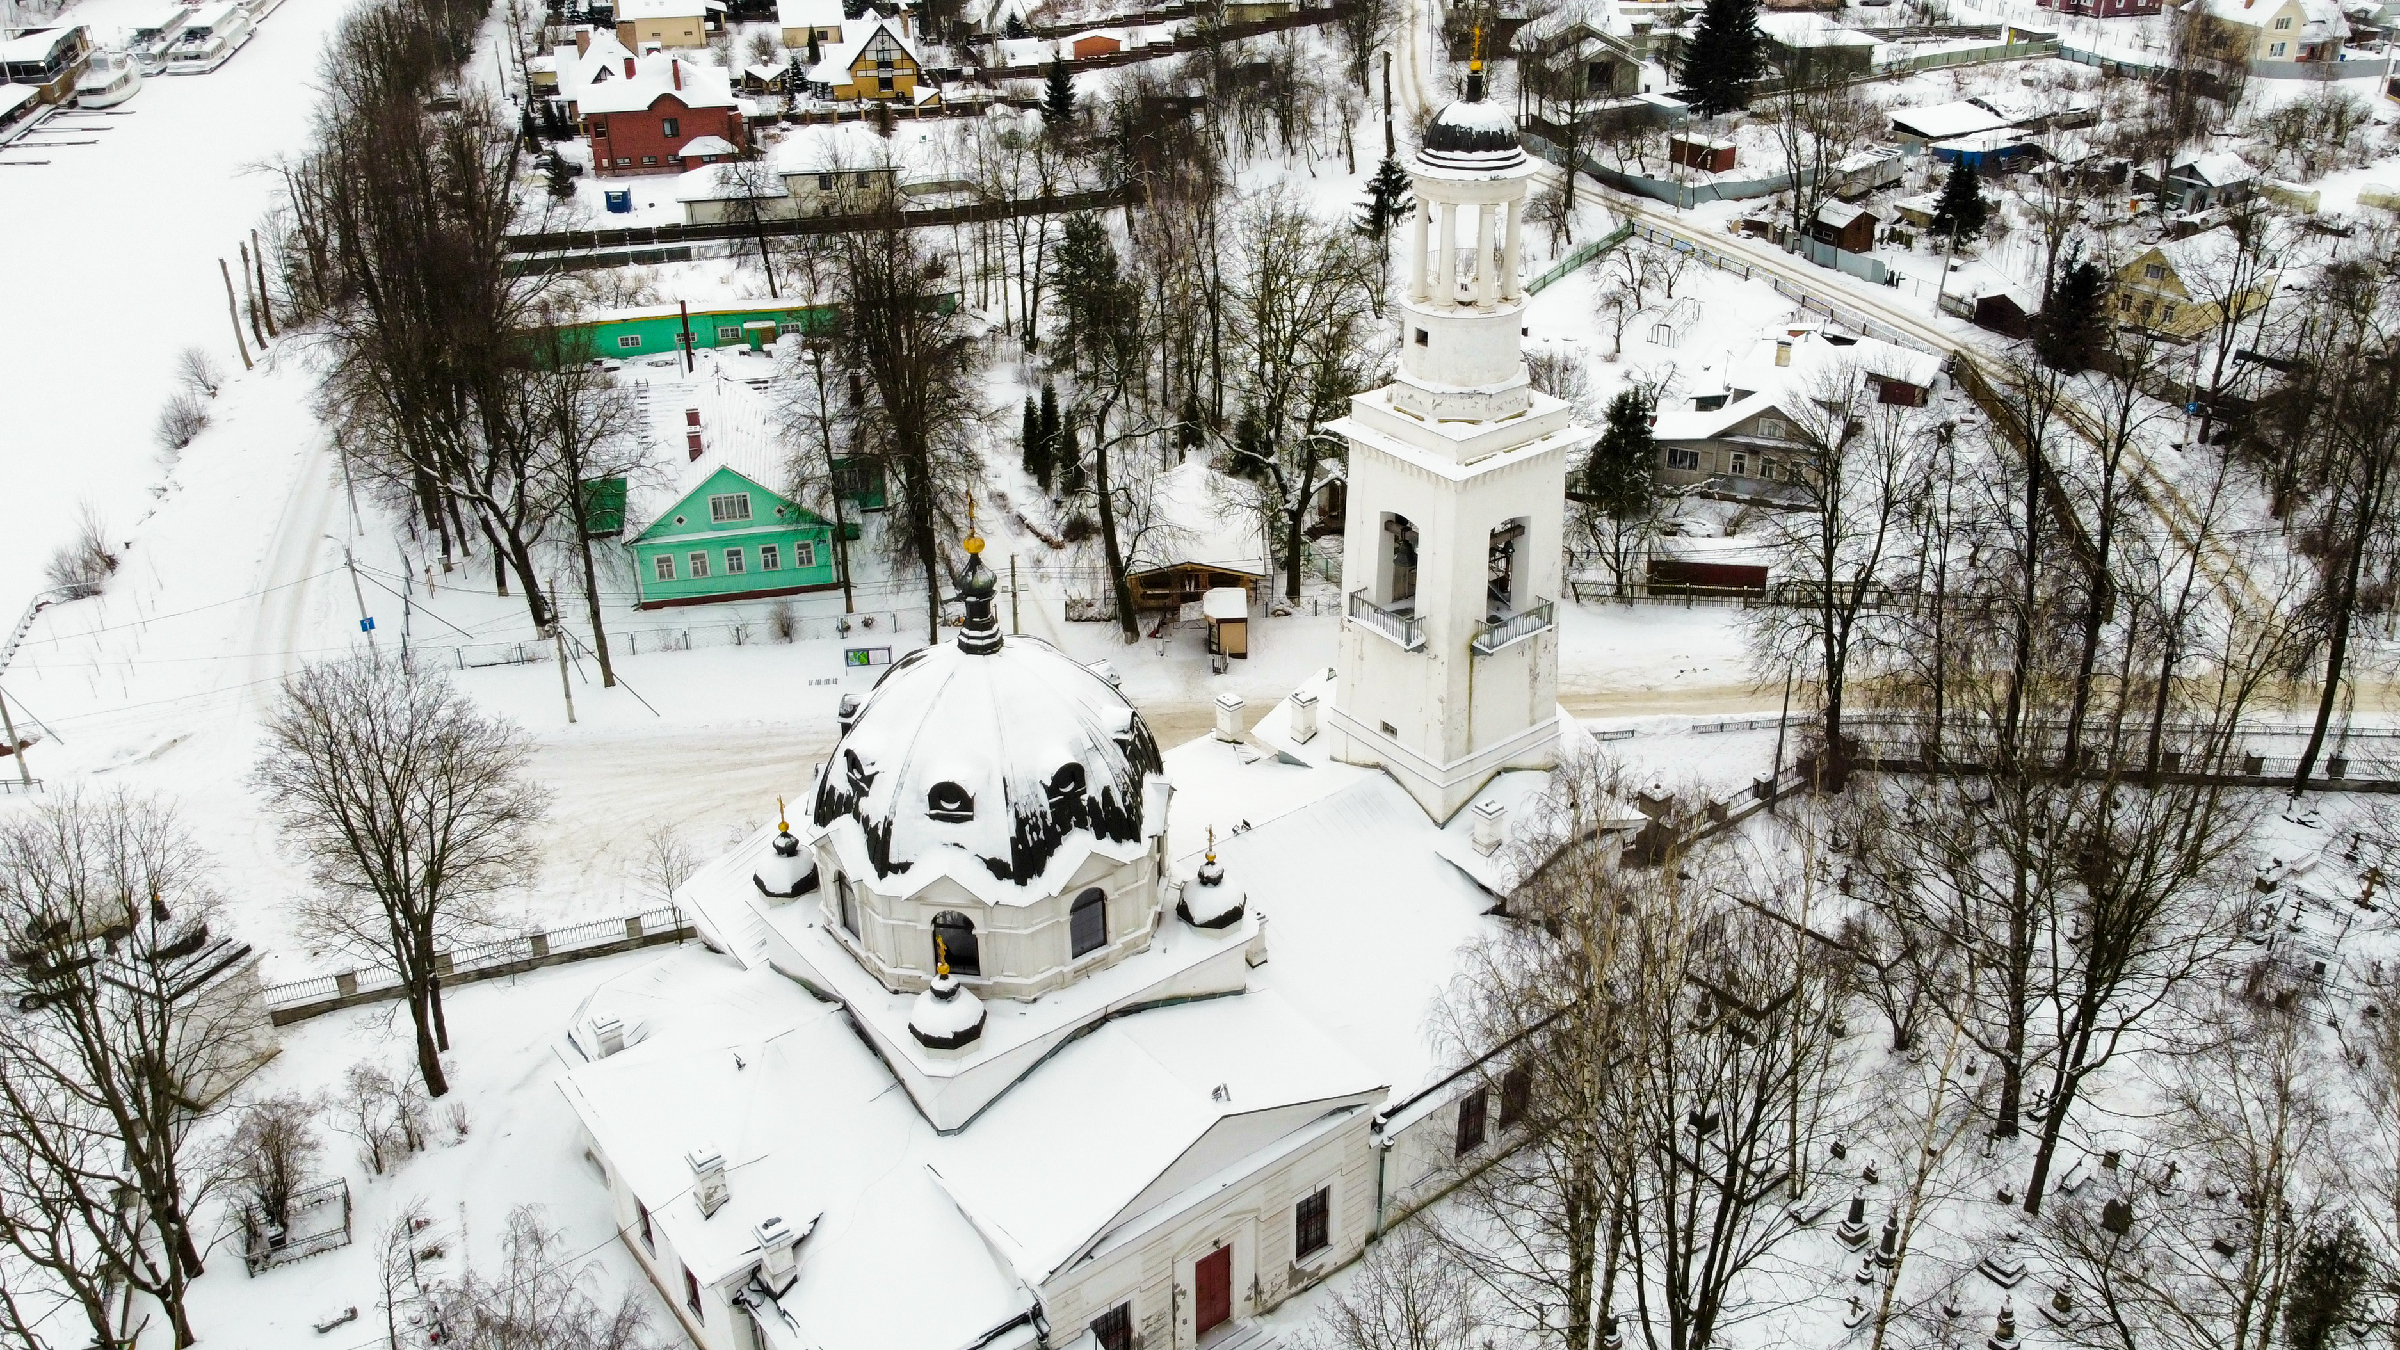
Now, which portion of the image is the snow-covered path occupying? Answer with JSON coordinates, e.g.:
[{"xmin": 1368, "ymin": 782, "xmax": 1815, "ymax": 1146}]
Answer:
[{"xmin": 0, "ymin": 0, "xmax": 366, "ymax": 622}]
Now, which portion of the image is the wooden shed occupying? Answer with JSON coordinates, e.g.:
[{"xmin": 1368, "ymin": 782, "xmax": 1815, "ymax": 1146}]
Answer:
[{"xmin": 1203, "ymin": 587, "xmax": 1250, "ymax": 659}]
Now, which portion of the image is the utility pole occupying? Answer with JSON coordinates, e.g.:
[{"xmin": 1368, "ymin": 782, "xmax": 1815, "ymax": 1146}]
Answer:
[
  {"xmin": 679, "ymin": 300, "xmax": 697, "ymax": 374},
  {"xmin": 340, "ymin": 538, "xmax": 379, "ymax": 654},
  {"xmin": 0, "ymin": 685, "xmax": 29, "ymax": 788},
  {"xmin": 1010, "ymin": 554, "xmax": 1021, "ymax": 635},
  {"xmin": 551, "ymin": 626, "xmax": 578, "ymax": 723},
  {"xmin": 1930, "ymin": 226, "xmax": 1957, "ymax": 321}
]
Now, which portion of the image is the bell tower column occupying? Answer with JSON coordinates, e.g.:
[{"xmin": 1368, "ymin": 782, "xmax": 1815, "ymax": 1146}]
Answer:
[{"xmin": 1321, "ymin": 61, "xmax": 1592, "ymax": 822}]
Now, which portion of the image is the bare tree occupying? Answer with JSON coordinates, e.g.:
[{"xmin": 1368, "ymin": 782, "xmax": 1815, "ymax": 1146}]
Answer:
[
  {"xmin": 223, "ymin": 1091, "xmax": 324, "ymax": 1231},
  {"xmin": 0, "ymin": 790, "xmax": 253, "ymax": 1347},
  {"xmin": 255, "ymin": 656, "xmax": 549, "ymax": 1097},
  {"xmin": 1306, "ymin": 1222, "xmax": 1490, "ymax": 1350},
  {"xmin": 431, "ymin": 1206, "xmax": 658, "ymax": 1350}
]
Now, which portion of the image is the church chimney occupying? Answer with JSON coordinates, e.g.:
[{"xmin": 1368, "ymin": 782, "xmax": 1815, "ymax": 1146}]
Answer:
[
  {"xmin": 1470, "ymin": 799, "xmax": 1507, "ymax": 855},
  {"xmin": 686, "ymin": 1146, "xmax": 729, "ymax": 1217}
]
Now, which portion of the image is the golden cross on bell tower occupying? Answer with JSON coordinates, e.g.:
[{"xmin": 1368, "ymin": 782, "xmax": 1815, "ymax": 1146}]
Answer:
[{"xmin": 1470, "ymin": 21, "xmax": 1484, "ymax": 72}]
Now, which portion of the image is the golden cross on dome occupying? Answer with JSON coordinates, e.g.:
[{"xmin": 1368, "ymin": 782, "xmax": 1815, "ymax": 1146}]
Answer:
[
  {"xmin": 964, "ymin": 493, "xmax": 984, "ymax": 556},
  {"xmin": 1470, "ymin": 22, "xmax": 1484, "ymax": 72},
  {"xmin": 777, "ymin": 795, "xmax": 788, "ymax": 832},
  {"xmin": 1205, "ymin": 825, "xmax": 1217, "ymax": 865},
  {"xmin": 936, "ymin": 935, "xmax": 951, "ymax": 979}
]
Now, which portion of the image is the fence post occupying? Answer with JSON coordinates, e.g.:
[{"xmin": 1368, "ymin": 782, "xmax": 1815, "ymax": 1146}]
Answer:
[
  {"xmin": 529, "ymin": 932, "xmax": 551, "ymax": 960},
  {"xmin": 626, "ymin": 915, "xmax": 646, "ymax": 941},
  {"xmin": 335, "ymin": 971, "xmax": 358, "ymax": 998}
]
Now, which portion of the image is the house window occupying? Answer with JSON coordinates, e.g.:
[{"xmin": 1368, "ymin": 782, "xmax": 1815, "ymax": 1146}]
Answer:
[
  {"xmin": 1455, "ymin": 1089, "xmax": 1488, "ymax": 1156},
  {"xmin": 932, "ymin": 911, "xmax": 980, "ymax": 976},
  {"xmin": 1762, "ymin": 456, "xmax": 1780, "ymax": 481},
  {"xmin": 857, "ymin": 170, "xmax": 875, "ymax": 185},
  {"xmin": 591, "ymin": 118, "xmax": 608, "ymax": 136},
  {"xmin": 1730, "ymin": 451, "xmax": 1750, "ymax": 478},
  {"xmin": 709, "ymin": 493, "xmax": 753, "ymax": 523},
  {"xmin": 795, "ymin": 541, "xmax": 818, "ymax": 568},
  {"xmin": 1070, "ymin": 887, "xmax": 1107, "ymax": 958},
  {"xmin": 1667, "ymin": 448, "xmax": 1701, "ymax": 471},
  {"xmin": 2269, "ymin": 40, "xmax": 2287, "ymax": 53},
  {"xmin": 642, "ymin": 155, "xmax": 658, "ymax": 165},
  {"xmin": 2144, "ymin": 262, "xmax": 2165, "ymax": 280},
  {"xmin": 717, "ymin": 325, "xmax": 742, "ymax": 342},
  {"xmin": 724, "ymin": 548, "xmax": 746, "ymax": 574},
  {"xmin": 760, "ymin": 543, "xmax": 782, "ymax": 571},
  {"xmin": 618, "ymin": 334, "xmax": 642, "ymax": 349},
  {"xmin": 2161, "ymin": 303, "xmax": 2177, "ymax": 323},
  {"xmin": 688, "ymin": 551, "xmax": 710, "ymax": 578},
  {"xmin": 1092, "ymin": 1304, "xmax": 1134, "ymax": 1350},
  {"xmin": 1498, "ymin": 1064, "xmax": 1532, "ymax": 1128},
  {"xmin": 878, "ymin": 75, "xmax": 894, "ymax": 93},
  {"xmin": 661, "ymin": 116, "xmax": 680, "ymax": 137},
  {"xmin": 818, "ymin": 172, "xmax": 835, "ymax": 189},
  {"xmin": 637, "ymin": 1200, "xmax": 655, "ymax": 1252},
  {"xmin": 1294, "ymin": 1187, "xmax": 1331, "ymax": 1259},
  {"xmin": 615, "ymin": 157, "xmax": 631, "ymax": 166},
  {"xmin": 684, "ymin": 1268, "xmax": 704, "ymax": 1320},
  {"xmin": 2273, "ymin": 15, "xmax": 2292, "ymax": 26},
  {"xmin": 1756, "ymin": 416, "xmax": 1787, "ymax": 440},
  {"xmin": 654, "ymin": 555, "xmax": 675, "ymax": 581}
]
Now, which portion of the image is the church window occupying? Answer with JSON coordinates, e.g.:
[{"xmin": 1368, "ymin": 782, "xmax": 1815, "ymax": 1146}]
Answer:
[
  {"xmin": 1498, "ymin": 1064, "xmax": 1532, "ymax": 1128},
  {"xmin": 1092, "ymin": 1304, "xmax": 1134, "ymax": 1350},
  {"xmin": 1294, "ymin": 1187, "xmax": 1331, "ymax": 1259},
  {"xmin": 1380, "ymin": 514, "xmax": 1419, "ymax": 607},
  {"xmin": 1413, "ymin": 328, "xmax": 1428, "ymax": 346},
  {"xmin": 684, "ymin": 1267, "xmax": 704, "ymax": 1320},
  {"xmin": 1486, "ymin": 518, "xmax": 1526, "ymax": 617},
  {"xmin": 927, "ymin": 781, "xmax": 975, "ymax": 822},
  {"xmin": 1047, "ymin": 762, "xmax": 1087, "ymax": 813},
  {"xmin": 1455, "ymin": 1089, "xmax": 1488, "ymax": 1157},
  {"xmin": 933, "ymin": 911, "xmax": 980, "ymax": 976},
  {"xmin": 1070, "ymin": 888, "xmax": 1107, "ymax": 957},
  {"xmin": 637, "ymin": 1200, "xmax": 655, "ymax": 1252},
  {"xmin": 837, "ymin": 877, "xmax": 858, "ymax": 936}
]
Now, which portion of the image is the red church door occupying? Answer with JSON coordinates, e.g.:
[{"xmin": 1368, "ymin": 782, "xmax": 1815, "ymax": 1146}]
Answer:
[{"xmin": 1194, "ymin": 1246, "xmax": 1232, "ymax": 1338}]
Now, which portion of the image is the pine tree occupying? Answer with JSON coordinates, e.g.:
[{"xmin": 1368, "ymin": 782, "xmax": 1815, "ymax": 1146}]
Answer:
[
  {"xmin": 1677, "ymin": 0, "xmax": 1762, "ymax": 120},
  {"xmin": 1004, "ymin": 10, "xmax": 1030, "ymax": 36},
  {"xmin": 2286, "ymin": 1221, "xmax": 2371, "ymax": 1350},
  {"xmin": 1058, "ymin": 410, "xmax": 1086, "ymax": 495},
  {"xmin": 2033, "ymin": 257, "xmax": 2105, "ymax": 373},
  {"xmin": 545, "ymin": 149, "xmax": 576, "ymax": 199},
  {"xmin": 1021, "ymin": 395, "xmax": 1049, "ymax": 488},
  {"xmin": 1931, "ymin": 160, "xmax": 1989, "ymax": 240},
  {"xmin": 1356, "ymin": 156, "xmax": 1413, "ymax": 237},
  {"xmin": 1038, "ymin": 381, "xmax": 1062, "ymax": 491},
  {"xmin": 1043, "ymin": 58, "xmax": 1076, "ymax": 127},
  {"xmin": 1586, "ymin": 388, "xmax": 1658, "ymax": 515},
  {"xmin": 794, "ymin": 44, "xmax": 812, "ymax": 83}
]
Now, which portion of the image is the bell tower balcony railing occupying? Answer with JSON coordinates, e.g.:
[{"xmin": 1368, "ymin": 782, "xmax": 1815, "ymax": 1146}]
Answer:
[
  {"xmin": 1472, "ymin": 598, "xmax": 1554, "ymax": 655},
  {"xmin": 1348, "ymin": 590, "xmax": 1425, "ymax": 651}
]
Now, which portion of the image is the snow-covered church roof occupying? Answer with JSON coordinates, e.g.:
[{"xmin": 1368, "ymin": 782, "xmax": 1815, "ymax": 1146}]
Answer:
[{"xmin": 809, "ymin": 548, "xmax": 1165, "ymax": 902}]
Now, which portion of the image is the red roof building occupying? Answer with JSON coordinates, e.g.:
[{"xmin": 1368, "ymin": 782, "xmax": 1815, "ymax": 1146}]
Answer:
[{"xmin": 580, "ymin": 51, "xmax": 746, "ymax": 176}]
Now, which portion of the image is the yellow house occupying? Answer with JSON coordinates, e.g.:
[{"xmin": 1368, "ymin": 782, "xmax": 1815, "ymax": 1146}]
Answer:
[
  {"xmin": 804, "ymin": 13, "xmax": 926, "ymax": 101},
  {"xmin": 615, "ymin": 0, "xmax": 722, "ymax": 50},
  {"xmin": 2183, "ymin": 0, "xmax": 2348, "ymax": 64},
  {"xmin": 778, "ymin": 0, "xmax": 848, "ymax": 50},
  {"xmin": 2113, "ymin": 230, "xmax": 2275, "ymax": 341}
]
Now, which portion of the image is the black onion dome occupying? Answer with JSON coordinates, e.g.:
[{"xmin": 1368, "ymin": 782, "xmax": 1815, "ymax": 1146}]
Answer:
[
  {"xmin": 810, "ymin": 635, "xmax": 1164, "ymax": 893},
  {"xmin": 1418, "ymin": 76, "xmax": 1526, "ymax": 174}
]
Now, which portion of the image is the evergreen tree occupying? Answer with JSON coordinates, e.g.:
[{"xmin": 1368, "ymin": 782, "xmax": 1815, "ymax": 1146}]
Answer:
[
  {"xmin": 1043, "ymin": 58, "xmax": 1076, "ymax": 127},
  {"xmin": 1177, "ymin": 388, "xmax": 1203, "ymax": 453},
  {"xmin": 1004, "ymin": 10, "xmax": 1030, "ymax": 36},
  {"xmin": 1058, "ymin": 410, "xmax": 1086, "ymax": 495},
  {"xmin": 544, "ymin": 149, "xmax": 576, "ymax": 199},
  {"xmin": 2032, "ymin": 257, "xmax": 2106, "ymax": 373},
  {"xmin": 1586, "ymin": 388, "xmax": 1658, "ymax": 514},
  {"xmin": 1677, "ymin": 0, "xmax": 1762, "ymax": 120},
  {"xmin": 1021, "ymin": 395, "xmax": 1049, "ymax": 489},
  {"xmin": 793, "ymin": 44, "xmax": 812, "ymax": 83},
  {"xmin": 1039, "ymin": 381, "xmax": 1062, "ymax": 491},
  {"xmin": 1356, "ymin": 156, "xmax": 1413, "ymax": 238},
  {"xmin": 1931, "ymin": 160, "xmax": 1989, "ymax": 240},
  {"xmin": 2286, "ymin": 1220, "xmax": 2371, "ymax": 1350}
]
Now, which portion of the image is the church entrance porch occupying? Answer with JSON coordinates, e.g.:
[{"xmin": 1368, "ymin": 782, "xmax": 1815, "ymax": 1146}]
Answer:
[{"xmin": 1194, "ymin": 1246, "xmax": 1233, "ymax": 1337}]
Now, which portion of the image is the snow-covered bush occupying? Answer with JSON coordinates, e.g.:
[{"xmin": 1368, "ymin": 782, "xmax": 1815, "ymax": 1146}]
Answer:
[
  {"xmin": 43, "ymin": 508, "xmax": 118, "ymax": 598},
  {"xmin": 333, "ymin": 1060, "xmax": 431, "ymax": 1175},
  {"xmin": 771, "ymin": 600, "xmax": 798, "ymax": 642},
  {"xmin": 2249, "ymin": 90, "xmax": 2381, "ymax": 181},
  {"xmin": 155, "ymin": 393, "xmax": 210, "ymax": 455},
  {"xmin": 175, "ymin": 346, "xmax": 223, "ymax": 399}
]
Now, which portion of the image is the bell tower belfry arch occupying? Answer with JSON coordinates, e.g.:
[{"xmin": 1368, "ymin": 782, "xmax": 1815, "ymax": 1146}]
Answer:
[{"xmin": 1323, "ymin": 57, "xmax": 1590, "ymax": 822}]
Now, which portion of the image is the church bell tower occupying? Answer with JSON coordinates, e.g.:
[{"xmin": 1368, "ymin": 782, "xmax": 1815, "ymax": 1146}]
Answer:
[{"xmin": 1324, "ymin": 57, "xmax": 1589, "ymax": 822}]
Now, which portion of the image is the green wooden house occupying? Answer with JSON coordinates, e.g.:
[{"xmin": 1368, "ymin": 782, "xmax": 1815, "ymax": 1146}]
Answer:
[{"xmin": 630, "ymin": 467, "xmax": 838, "ymax": 608}]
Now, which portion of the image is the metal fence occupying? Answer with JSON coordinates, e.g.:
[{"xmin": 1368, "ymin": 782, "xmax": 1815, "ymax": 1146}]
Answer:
[
  {"xmin": 420, "ymin": 610, "xmax": 918, "ymax": 669},
  {"xmin": 263, "ymin": 905, "xmax": 690, "ymax": 1016},
  {"xmin": 1525, "ymin": 221, "xmax": 1636, "ymax": 296}
]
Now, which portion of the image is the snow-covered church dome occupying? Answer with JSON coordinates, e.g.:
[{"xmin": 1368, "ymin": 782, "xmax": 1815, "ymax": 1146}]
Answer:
[
  {"xmin": 1418, "ymin": 64, "xmax": 1524, "ymax": 175},
  {"xmin": 806, "ymin": 530, "xmax": 1172, "ymax": 1001}
]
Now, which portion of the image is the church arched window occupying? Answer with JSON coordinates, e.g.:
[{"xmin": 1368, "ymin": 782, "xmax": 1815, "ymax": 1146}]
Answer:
[
  {"xmin": 1069, "ymin": 888, "xmax": 1107, "ymax": 958},
  {"xmin": 837, "ymin": 877, "xmax": 858, "ymax": 937},
  {"xmin": 932, "ymin": 911, "xmax": 980, "ymax": 976}
]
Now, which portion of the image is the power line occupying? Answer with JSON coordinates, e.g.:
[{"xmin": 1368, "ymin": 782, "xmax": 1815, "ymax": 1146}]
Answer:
[{"xmin": 10, "ymin": 570, "xmax": 343, "ymax": 649}]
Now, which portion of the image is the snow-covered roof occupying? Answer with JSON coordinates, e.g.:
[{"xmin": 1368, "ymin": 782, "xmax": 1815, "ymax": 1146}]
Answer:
[
  {"xmin": 678, "ymin": 134, "xmax": 738, "ymax": 157},
  {"xmin": 615, "ymin": 0, "xmax": 724, "ymax": 19},
  {"xmin": 673, "ymin": 161, "xmax": 781, "ymax": 200},
  {"xmin": 1652, "ymin": 389, "xmax": 1791, "ymax": 444},
  {"xmin": 1888, "ymin": 98, "xmax": 2010, "ymax": 139},
  {"xmin": 809, "ymin": 627, "xmax": 1166, "ymax": 900},
  {"xmin": 1833, "ymin": 146, "xmax": 1899, "ymax": 173},
  {"xmin": 1931, "ymin": 128, "xmax": 2037, "ymax": 153},
  {"xmin": 770, "ymin": 116, "xmax": 966, "ymax": 183},
  {"xmin": 0, "ymin": 25, "xmax": 82, "ymax": 61},
  {"xmin": 1127, "ymin": 461, "xmax": 1267, "ymax": 578},
  {"xmin": 576, "ymin": 49, "xmax": 738, "ymax": 113},
  {"xmin": 1756, "ymin": 12, "xmax": 1877, "ymax": 44},
  {"xmin": 803, "ymin": 10, "xmax": 917, "ymax": 82},
  {"xmin": 2189, "ymin": 0, "xmax": 2346, "ymax": 36},
  {"xmin": 554, "ymin": 30, "xmax": 637, "ymax": 104},
  {"xmin": 2173, "ymin": 149, "xmax": 2255, "ymax": 187},
  {"xmin": 777, "ymin": 0, "xmax": 845, "ymax": 26},
  {"xmin": 1653, "ymin": 327, "xmax": 1944, "ymax": 444},
  {"xmin": 1815, "ymin": 198, "xmax": 1871, "ymax": 228}
]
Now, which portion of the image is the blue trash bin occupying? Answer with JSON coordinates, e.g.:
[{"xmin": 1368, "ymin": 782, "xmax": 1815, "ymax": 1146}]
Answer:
[{"xmin": 604, "ymin": 189, "xmax": 632, "ymax": 213}]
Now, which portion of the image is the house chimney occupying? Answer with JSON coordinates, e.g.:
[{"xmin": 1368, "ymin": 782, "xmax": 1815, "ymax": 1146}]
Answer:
[
  {"xmin": 1213, "ymin": 693, "xmax": 1245, "ymax": 743},
  {"xmin": 1470, "ymin": 799, "xmax": 1507, "ymax": 856},
  {"xmin": 1775, "ymin": 340, "xmax": 1793, "ymax": 366},
  {"xmin": 592, "ymin": 1015, "xmax": 625, "ymax": 1057},
  {"xmin": 686, "ymin": 1147, "xmax": 729, "ymax": 1218},
  {"xmin": 1288, "ymin": 689, "xmax": 1318, "ymax": 744},
  {"xmin": 672, "ymin": 58, "xmax": 682, "ymax": 89},
  {"xmin": 624, "ymin": 55, "xmax": 636, "ymax": 76},
  {"xmin": 754, "ymin": 1216, "xmax": 801, "ymax": 1289},
  {"xmin": 576, "ymin": 24, "xmax": 592, "ymax": 54}
]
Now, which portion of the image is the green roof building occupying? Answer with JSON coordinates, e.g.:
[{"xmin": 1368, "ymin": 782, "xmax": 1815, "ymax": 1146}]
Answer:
[{"xmin": 630, "ymin": 467, "xmax": 838, "ymax": 608}]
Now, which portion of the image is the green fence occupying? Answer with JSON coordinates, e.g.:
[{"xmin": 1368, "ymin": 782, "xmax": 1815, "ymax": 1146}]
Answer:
[{"xmin": 1525, "ymin": 220, "xmax": 1636, "ymax": 296}]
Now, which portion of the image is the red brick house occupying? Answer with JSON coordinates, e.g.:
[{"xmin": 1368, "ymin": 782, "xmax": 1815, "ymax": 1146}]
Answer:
[{"xmin": 581, "ymin": 51, "xmax": 747, "ymax": 176}]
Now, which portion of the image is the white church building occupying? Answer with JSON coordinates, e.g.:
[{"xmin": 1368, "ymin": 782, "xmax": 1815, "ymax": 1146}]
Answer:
[{"xmin": 559, "ymin": 68, "xmax": 1595, "ymax": 1350}]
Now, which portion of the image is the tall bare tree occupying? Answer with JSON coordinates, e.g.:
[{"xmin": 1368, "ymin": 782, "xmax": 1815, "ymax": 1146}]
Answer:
[{"xmin": 255, "ymin": 655, "xmax": 548, "ymax": 1097}]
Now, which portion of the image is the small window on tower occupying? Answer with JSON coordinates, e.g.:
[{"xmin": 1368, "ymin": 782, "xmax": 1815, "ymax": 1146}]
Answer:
[
  {"xmin": 1070, "ymin": 887, "xmax": 1107, "ymax": 957},
  {"xmin": 1414, "ymin": 328, "xmax": 1428, "ymax": 346},
  {"xmin": 926, "ymin": 781, "xmax": 975, "ymax": 822}
]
